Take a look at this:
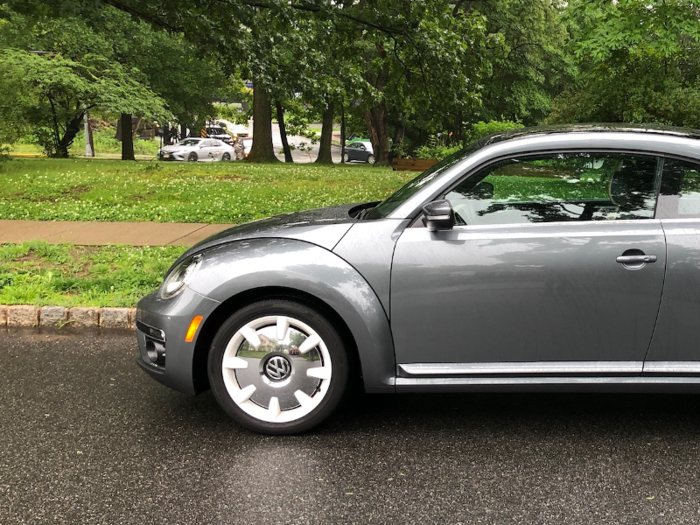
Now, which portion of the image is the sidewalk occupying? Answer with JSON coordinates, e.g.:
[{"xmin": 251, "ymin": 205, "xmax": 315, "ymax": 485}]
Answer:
[{"xmin": 0, "ymin": 220, "xmax": 233, "ymax": 247}]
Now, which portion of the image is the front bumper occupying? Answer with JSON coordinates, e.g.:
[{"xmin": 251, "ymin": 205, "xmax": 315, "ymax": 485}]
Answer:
[
  {"xmin": 158, "ymin": 152, "xmax": 186, "ymax": 161},
  {"xmin": 135, "ymin": 287, "xmax": 221, "ymax": 395}
]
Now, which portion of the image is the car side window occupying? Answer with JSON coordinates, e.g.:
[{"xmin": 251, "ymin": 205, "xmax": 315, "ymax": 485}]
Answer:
[
  {"xmin": 443, "ymin": 152, "xmax": 661, "ymax": 226},
  {"xmin": 657, "ymin": 158, "xmax": 700, "ymax": 219}
]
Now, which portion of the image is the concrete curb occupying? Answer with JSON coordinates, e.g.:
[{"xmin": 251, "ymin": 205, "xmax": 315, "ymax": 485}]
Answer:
[{"xmin": 1, "ymin": 305, "xmax": 136, "ymax": 329}]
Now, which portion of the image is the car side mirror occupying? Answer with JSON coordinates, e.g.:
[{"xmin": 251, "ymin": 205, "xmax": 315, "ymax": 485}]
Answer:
[{"xmin": 422, "ymin": 200, "xmax": 454, "ymax": 231}]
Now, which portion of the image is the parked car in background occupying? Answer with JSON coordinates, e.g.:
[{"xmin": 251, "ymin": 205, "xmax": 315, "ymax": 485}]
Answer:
[
  {"xmin": 344, "ymin": 141, "xmax": 375, "ymax": 164},
  {"xmin": 206, "ymin": 126, "xmax": 233, "ymax": 144},
  {"xmin": 138, "ymin": 124, "xmax": 700, "ymax": 435},
  {"xmin": 158, "ymin": 137, "xmax": 235, "ymax": 162}
]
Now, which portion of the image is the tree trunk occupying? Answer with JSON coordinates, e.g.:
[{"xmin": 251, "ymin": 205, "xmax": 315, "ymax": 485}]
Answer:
[
  {"xmin": 87, "ymin": 117, "xmax": 95, "ymax": 156},
  {"xmin": 56, "ymin": 114, "xmax": 84, "ymax": 158},
  {"xmin": 393, "ymin": 120, "xmax": 405, "ymax": 157},
  {"xmin": 363, "ymin": 101, "xmax": 391, "ymax": 167},
  {"xmin": 340, "ymin": 104, "xmax": 346, "ymax": 163},
  {"xmin": 121, "ymin": 113, "xmax": 135, "ymax": 161},
  {"xmin": 275, "ymin": 100, "xmax": 293, "ymax": 163},
  {"xmin": 132, "ymin": 117, "xmax": 142, "ymax": 139},
  {"xmin": 315, "ymin": 100, "xmax": 335, "ymax": 164},
  {"xmin": 247, "ymin": 83, "xmax": 279, "ymax": 163}
]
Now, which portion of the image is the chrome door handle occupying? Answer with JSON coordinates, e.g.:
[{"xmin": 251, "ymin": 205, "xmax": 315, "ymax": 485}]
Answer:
[{"xmin": 616, "ymin": 255, "xmax": 657, "ymax": 264}]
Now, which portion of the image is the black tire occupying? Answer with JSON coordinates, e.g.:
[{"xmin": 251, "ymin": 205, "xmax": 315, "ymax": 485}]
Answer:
[
  {"xmin": 208, "ymin": 299, "xmax": 349, "ymax": 435},
  {"xmin": 187, "ymin": 152, "xmax": 198, "ymax": 162},
  {"xmin": 222, "ymin": 152, "xmax": 231, "ymax": 161},
  {"xmin": 343, "ymin": 152, "xmax": 349, "ymax": 163},
  {"xmin": 367, "ymin": 154, "xmax": 375, "ymax": 165}
]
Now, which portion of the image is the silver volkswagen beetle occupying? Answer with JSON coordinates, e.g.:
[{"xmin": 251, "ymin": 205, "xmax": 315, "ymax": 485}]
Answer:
[{"xmin": 136, "ymin": 124, "xmax": 700, "ymax": 434}]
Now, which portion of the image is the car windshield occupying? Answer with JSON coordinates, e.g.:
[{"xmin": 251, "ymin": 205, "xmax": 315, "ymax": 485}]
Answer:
[
  {"xmin": 179, "ymin": 139, "xmax": 202, "ymax": 146},
  {"xmin": 364, "ymin": 141, "xmax": 486, "ymax": 220}
]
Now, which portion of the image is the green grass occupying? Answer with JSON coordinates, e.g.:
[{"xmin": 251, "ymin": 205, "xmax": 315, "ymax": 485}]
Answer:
[
  {"xmin": 0, "ymin": 241, "xmax": 183, "ymax": 307},
  {"xmin": 8, "ymin": 143, "xmax": 44, "ymax": 155},
  {"xmin": 0, "ymin": 158, "xmax": 413, "ymax": 223}
]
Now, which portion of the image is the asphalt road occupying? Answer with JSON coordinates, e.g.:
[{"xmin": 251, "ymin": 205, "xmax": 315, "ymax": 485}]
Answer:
[{"xmin": 2, "ymin": 330, "xmax": 700, "ymax": 524}]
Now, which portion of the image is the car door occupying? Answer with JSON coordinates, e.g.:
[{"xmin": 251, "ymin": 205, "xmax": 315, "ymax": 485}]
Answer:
[
  {"xmin": 346, "ymin": 143, "xmax": 360, "ymax": 162},
  {"xmin": 643, "ymin": 157, "xmax": 700, "ymax": 372},
  {"xmin": 391, "ymin": 151, "xmax": 666, "ymax": 376},
  {"xmin": 203, "ymin": 139, "xmax": 219, "ymax": 161},
  {"xmin": 209, "ymin": 140, "xmax": 224, "ymax": 160}
]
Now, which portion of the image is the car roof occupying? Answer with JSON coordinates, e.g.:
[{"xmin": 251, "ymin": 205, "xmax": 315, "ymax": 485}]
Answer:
[{"xmin": 475, "ymin": 123, "xmax": 700, "ymax": 149}]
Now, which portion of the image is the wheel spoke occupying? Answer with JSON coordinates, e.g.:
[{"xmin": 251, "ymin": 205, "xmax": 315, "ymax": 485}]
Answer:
[
  {"xmin": 232, "ymin": 384, "xmax": 256, "ymax": 404},
  {"xmin": 298, "ymin": 333, "xmax": 321, "ymax": 354},
  {"xmin": 223, "ymin": 356, "xmax": 248, "ymax": 370},
  {"xmin": 306, "ymin": 367, "xmax": 332, "ymax": 380},
  {"xmin": 240, "ymin": 325, "xmax": 261, "ymax": 348},
  {"xmin": 294, "ymin": 390, "xmax": 313, "ymax": 407},
  {"xmin": 268, "ymin": 397, "xmax": 281, "ymax": 420},
  {"xmin": 276, "ymin": 316, "xmax": 289, "ymax": 342}
]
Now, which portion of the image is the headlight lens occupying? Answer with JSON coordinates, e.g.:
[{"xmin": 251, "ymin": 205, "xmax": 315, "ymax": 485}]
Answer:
[{"xmin": 161, "ymin": 254, "xmax": 202, "ymax": 299}]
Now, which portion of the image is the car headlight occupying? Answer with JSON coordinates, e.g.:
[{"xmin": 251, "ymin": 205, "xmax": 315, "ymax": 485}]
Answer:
[{"xmin": 160, "ymin": 254, "xmax": 203, "ymax": 299}]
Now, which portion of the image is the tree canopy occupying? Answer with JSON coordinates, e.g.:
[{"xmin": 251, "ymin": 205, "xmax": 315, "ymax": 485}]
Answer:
[
  {"xmin": 2, "ymin": 0, "xmax": 700, "ymax": 163},
  {"xmin": 549, "ymin": 0, "xmax": 700, "ymax": 127}
]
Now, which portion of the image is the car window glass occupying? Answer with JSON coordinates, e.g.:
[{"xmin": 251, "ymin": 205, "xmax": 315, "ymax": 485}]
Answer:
[
  {"xmin": 657, "ymin": 158, "xmax": 700, "ymax": 219},
  {"xmin": 444, "ymin": 152, "xmax": 660, "ymax": 226}
]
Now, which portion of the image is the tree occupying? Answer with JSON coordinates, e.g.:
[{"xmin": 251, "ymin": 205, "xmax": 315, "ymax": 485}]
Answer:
[
  {"xmin": 0, "ymin": 48, "xmax": 166, "ymax": 157},
  {"xmin": 476, "ymin": 0, "xmax": 572, "ymax": 127},
  {"xmin": 549, "ymin": 0, "xmax": 700, "ymax": 127},
  {"xmin": 339, "ymin": 1, "xmax": 493, "ymax": 165},
  {"xmin": 1, "ymin": 2, "xmax": 233, "ymax": 159}
]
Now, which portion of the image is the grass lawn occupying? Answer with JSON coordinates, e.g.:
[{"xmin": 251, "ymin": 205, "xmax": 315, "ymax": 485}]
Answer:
[
  {"xmin": 0, "ymin": 158, "xmax": 414, "ymax": 307},
  {"xmin": 0, "ymin": 241, "xmax": 183, "ymax": 307},
  {"xmin": 0, "ymin": 158, "xmax": 413, "ymax": 223}
]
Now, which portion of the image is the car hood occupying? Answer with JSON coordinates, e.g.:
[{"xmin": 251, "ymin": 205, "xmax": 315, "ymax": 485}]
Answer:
[{"xmin": 172, "ymin": 202, "xmax": 375, "ymax": 268}]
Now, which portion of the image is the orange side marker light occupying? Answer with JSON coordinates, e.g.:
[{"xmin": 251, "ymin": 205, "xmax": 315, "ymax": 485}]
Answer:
[{"xmin": 185, "ymin": 316, "xmax": 204, "ymax": 342}]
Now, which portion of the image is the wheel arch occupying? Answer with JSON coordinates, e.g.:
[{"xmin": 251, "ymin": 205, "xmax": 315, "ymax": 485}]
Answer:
[
  {"xmin": 192, "ymin": 286, "xmax": 362, "ymax": 394},
  {"xmin": 188, "ymin": 239, "xmax": 396, "ymax": 395}
]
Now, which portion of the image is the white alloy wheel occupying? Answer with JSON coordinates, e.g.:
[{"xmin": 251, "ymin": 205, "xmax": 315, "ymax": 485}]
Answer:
[{"xmin": 208, "ymin": 300, "xmax": 348, "ymax": 434}]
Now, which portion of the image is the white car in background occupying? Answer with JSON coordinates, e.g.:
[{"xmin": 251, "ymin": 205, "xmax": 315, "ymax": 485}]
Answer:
[{"xmin": 158, "ymin": 138, "xmax": 235, "ymax": 162}]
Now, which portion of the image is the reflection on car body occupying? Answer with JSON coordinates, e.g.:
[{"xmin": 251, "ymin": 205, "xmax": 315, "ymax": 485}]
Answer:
[{"xmin": 137, "ymin": 124, "xmax": 700, "ymax": 434}]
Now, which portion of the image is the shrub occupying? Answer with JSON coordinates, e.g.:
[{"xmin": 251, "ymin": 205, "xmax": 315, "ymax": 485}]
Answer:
[
  {"xmin": 413, "ymin": 121, "xmax": 525, "ymax": 160},
  {"xmin": 465, "ymin": 120, "xmax": 524, "ymax": 144},
  {"xmin": 70, "ymin": 129, "xmax": 160, "ymax": 156}
]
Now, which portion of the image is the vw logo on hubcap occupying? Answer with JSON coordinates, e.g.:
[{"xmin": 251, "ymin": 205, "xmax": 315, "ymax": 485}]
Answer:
[{"xmin": 264, "ymin": 356, "xmax": 292, "ymax": 381}]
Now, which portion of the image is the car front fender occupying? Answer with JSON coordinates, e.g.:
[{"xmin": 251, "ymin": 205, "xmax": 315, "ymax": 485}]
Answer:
[{"xmin": 188, "ymin": 237, "xmax": 396, "ymax": 392}]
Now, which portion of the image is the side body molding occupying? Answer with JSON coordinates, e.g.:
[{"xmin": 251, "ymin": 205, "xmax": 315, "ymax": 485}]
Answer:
[{"xmin": 188, "ymin": 238, "xmax": 396, "ymax": 392}]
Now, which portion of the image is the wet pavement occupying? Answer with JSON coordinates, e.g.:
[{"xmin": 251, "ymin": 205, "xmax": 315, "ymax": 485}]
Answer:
[{"xmin": 2, "ymin": 330, "xmax": 700, "ymax": 524}]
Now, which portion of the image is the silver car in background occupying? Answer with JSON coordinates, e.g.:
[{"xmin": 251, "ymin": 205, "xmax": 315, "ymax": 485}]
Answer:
[
  {"xmin": 158, "ymin": 137, "xmax": 235, "ymax": 162},
  {"xmin": 136, "ymin": 124, "xmax": 700, "ymax": 434}
]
